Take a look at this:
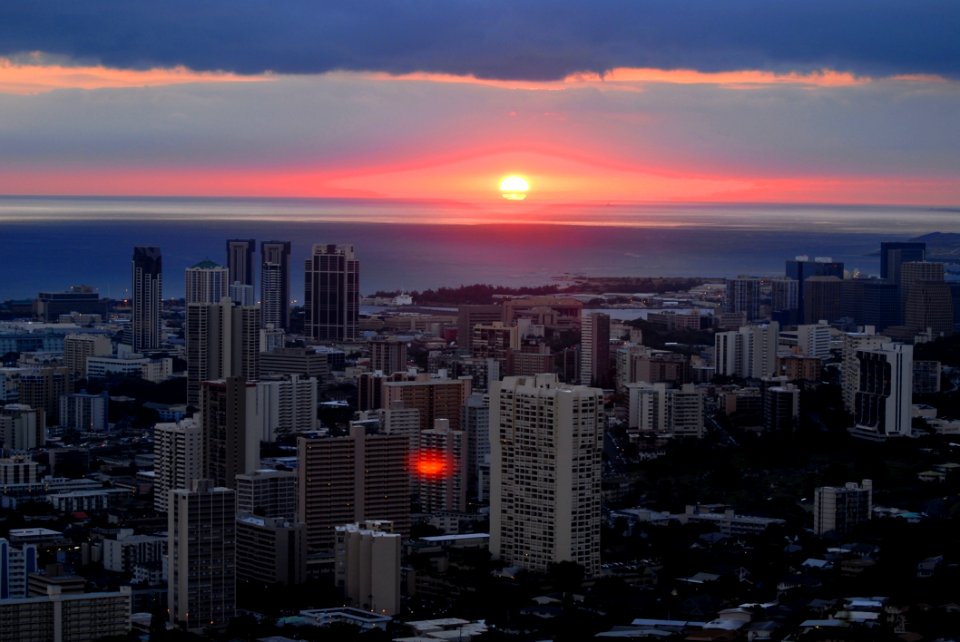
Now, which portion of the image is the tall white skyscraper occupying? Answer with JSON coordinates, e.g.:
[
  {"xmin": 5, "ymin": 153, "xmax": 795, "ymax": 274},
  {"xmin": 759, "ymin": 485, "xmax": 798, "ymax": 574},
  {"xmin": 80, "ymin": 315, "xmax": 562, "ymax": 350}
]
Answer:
[
  {"xmin": 184, "ymin": 260, "xmax": 228, "ymax": 305},
  {"xmin": 131, "ymin": 246, "xmax": 162, "ymax": 352},
  {"xmin": 304, "ymin": 244, "xmax": 359, "ymax": 342},
  {"xmin": 714, "ymin": 321, "xmax": 779, "ymax": 379},
  {"xmin": 490, "ymin": 374, "xmax": 602, "ymax": 576}
]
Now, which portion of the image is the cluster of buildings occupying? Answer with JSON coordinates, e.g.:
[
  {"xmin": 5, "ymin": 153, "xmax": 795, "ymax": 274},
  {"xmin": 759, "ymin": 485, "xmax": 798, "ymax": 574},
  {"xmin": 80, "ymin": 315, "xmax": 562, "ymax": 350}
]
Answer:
[{"xmin": 0, "ymin": 235, "xmax": 956, "ymax": 640}]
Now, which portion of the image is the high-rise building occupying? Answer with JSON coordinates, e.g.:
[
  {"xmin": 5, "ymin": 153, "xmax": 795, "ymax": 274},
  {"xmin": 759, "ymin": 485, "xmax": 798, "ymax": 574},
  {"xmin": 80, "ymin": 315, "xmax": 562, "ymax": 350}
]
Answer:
[
  {"xmin": 770, "ymin": 278, "xmax": 799, "ymax": 325},
  {"xmin": 0, "ymin": 586, "xmax": 132, "ymax": 642},
  {"xmin": 382, "ymin": 376, "xmax": 472, "ymax": 431},
  {"xmin": 154, "ymin": 418, "xmax": 204, "ymax": 513},
  {"xmin": 201, "ymin": 377, "xmax": 260, "ymax": 489},
  {"xmin": 0, "ymin": 404, "xmax": 44, "ymax": 450},
  {"xmin": 0, "ymin": 537, "xmax": 38, "ymax": 599},
  {"xmin": 763, "ymin": 384, "xmax": 800, "ymax": 431},
  {"xmin": 168, "ymin": 479, "xmax": 236, "ymax": 630},
  {"xmin": 785, "ymin": 256, "xmax": 843, "ymax": 323},
  {"xmin": 580, "ymin": 312, "xmax": 611, "ymax": 388},
  {"xmin": 304, "ymin": 244, "xmax": 358, "ymax": 342},
  {"xmin": 235, "ymin": 469, "xmax": 297, "ymax": 519},
  {"xmin": 841, "ymin": 328, "xmax": 891, "ymax": 414},
  {"xmin": 854, "ymin": 343, "xmax": 913, "ymax": 439},
  {"xmin": 297, "ymin": 426, "xmax": 409, "ymax": 552},
  {"xmin": 334, "ymin": 521, "xmax": 401, "ymax": 615},
  {"xmin": 626, "ymin": 382, "xmax": 704, "ymax": 438},
  {"xmin": 132, "ymin": 246, "xmax": 162, "ymax": 352},
  {"xmin": 457, "ymin": 304, "xmax": 503, "ymax": 351},
  {"xmin": 901, "ymin": 262, "xmax": 952, "ymax": 336},
  {"xmin": 186, "ymin": 297, "xmax": 261, "ymax": 406},
  {"xmin": 255, "ymin": 374, "xmax": 318, "ymax": 442},
  {"xmin": 261, "ymin": 241, "xmax": 291, "ymax": 330},
  {"xmin": 461, "ymin": 392, "xmax": 490, "ymax": 504},
  {"xmin": 814, "ymin": 480, "xmax": 872, "ymax": 537},
  {"xmin": 714, "ymin": 322, "xmax": 779, "ymax": 379},
  {"xmin": 226, "ymin": 239, "xmax": 256, "ymax": 288},
  {"xmin": 416, "ymin": 419, "xmax": 467, "ymax": 514},
  {"xmin": 59, "ymin": 390, "xmax": 109, "ymax": 432},
  {"xmin": 880, "ymin": 241, "xmax": 925, "ymax": 284},
  {"xmin": 726, "ymin": 277, "xmax": 762, "ymax": 321},
  {"xmin": 236, "ymin": 515, "xmax": 307, "ymax": 587},
  {"xmin": 490, "ymin": 374, "xmax": 602, "ymax": 576},
  {"xmin": 369, "ymin": 338, "xmax": 407, "ymax": 375},
  {"xmin": 17, "ymin": 366, "xmax": 72, "ymax": 427},
  {"xmin": 63, "ymin": 334, "xmax": 111, "ymax": 377},
  {"xmin": 803, "ymin": 276, "xmax": 843, "ymax": 324},
  {"xmin": 184, "ymin": 260, "xmax": 229, "ymax": 305}
]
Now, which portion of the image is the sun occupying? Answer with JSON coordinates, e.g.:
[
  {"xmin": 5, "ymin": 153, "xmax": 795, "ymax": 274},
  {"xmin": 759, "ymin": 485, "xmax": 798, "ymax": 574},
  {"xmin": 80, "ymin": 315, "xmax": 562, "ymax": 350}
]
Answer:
[{"xmin": 499, "ymin": 175, "xmax": 530, "ymax": 201}]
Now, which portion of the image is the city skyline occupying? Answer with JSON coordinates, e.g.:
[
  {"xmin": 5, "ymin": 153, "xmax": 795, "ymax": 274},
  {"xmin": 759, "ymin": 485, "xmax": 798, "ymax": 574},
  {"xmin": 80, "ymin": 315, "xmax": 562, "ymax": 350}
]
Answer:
[{"xmin": 0, "ymin": 3, "xmax": 957, "ymax": 206}]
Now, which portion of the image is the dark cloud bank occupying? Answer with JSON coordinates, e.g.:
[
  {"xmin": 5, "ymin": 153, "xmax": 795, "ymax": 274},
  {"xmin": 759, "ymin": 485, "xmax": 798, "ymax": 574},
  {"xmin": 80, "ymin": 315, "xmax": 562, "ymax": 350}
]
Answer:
[{"xmin": 1, "ymin": 1, "xmax": 958, "ymax": 80}]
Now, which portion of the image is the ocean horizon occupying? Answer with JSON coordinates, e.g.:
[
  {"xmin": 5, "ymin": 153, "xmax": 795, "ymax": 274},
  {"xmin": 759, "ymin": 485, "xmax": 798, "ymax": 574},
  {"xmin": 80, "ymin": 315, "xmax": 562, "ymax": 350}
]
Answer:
[{"xmin": 1, "ymin": 196, "xmax": 957, "ymax": 300}]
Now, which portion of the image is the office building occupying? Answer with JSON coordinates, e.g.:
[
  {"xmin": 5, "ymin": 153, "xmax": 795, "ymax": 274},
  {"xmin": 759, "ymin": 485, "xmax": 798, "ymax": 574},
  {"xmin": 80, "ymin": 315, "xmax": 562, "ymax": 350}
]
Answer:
[
  {"xmin": 814, "ymin": 480, "xmax": 872, "ymax": 537},
  {"xmin": 304, "ymin": 244, "xmax": 359, "ymax": 342},
  {"xmin": 0, "ymin": 456, "xmax": 39, "ymax": 486},
  {"xmin": 505, "ymin": 344, "xmax": 554, "ymax": 378},
  {"xmin": 913, "ymin": 360, "xmax": 941, "ymax": 394},
  {"xmin": 255, "ymin": 374, "xmax": 318, "ymax": 442},
  {"xmin": 854, "ymin": 343, "xmax": 913, "ymax": 439},
  {"xmin": 201, "ymin": 377, "xmax": 260, "ymax": 489},
  {"xmin": 132, "ymin": 246, "xmax": 162, "ymax": 352},
  {"xmin": 297, "ymin": 426, "xmax": 409, "ymax": 552},
  {"xmin": 226, "ymin": 239, "xmax": 256, "ymax": 288},
  {"xmin": 0, "ymin": 537, "xmax": 38, "ymax": 599},
  {"xmin": 770, "ymin": 278, "xmax": 799, "ymax": 325},
  {"xmin": 880, "ymin": 241, "xmax": 925, "ymax": 284},
  {"xmin": 186, "ymin": 296, "xmax": 261, "ymax": 406},
  {"xmin": 184, "ymin": 259, "xmax": 229, "ymax": 305},
  {"xmin": 33, "ymin": 285, "xmax": 106, "ymax": 322},
  {"xmin": 901, "ymin": 261, "xmax": 952, "ymax": 336},
  {"xmin": 457, "ymin": 304, "xmax": 503, "ymax": 351},
  {"xmin": 785, "ymin": 256, "xmax": 843, "ymax": 323},
  {"xmin": 236, "ymin": 515, "xmax": 307, "ymax": 587},
  {"xmin": 0, "ymin": 586, "xmax": 131, "ymax": 642},
  {"xmin": 382, "ymin": 376, "xmax": 472, "ymax": 431},
  {"xmin": 168, "ymin": 480, "xmax": 236, "ymax": 630},
  {"xmin": 416, "ymin": 419, "xmax": 468, "ymax": 514},
  {"xmin": 780, "ymin": 322, "xmax": 831, "ymax": 359},
  {"xmin": 261, "ymin": 240, "xmax": 291, "ymax": 330},
  {"xmin": 726, "ymin": 277, "xmax": 762, "ymax": 321},
  {"xmin": 259, "ymin": 346, "xmax": 329, "ymax": 381},
  {"xmin": 803, "ymin": 276, "xmax": 843, "ymax": 324},
  {"xmin": 714, "ymin": 322, "xmax": 779, "ymax": 379},
  {"xmin": 472, "ymin": 322, "xmax": 520, "ymax": 369},
  {"xmin": 369, "ymin": 337, "xmax": 407, "ymax": 375},
  {"xmin": 580, "ymin": 312, "xmax": 611, "ymax": 388},
  {"xmin": 63, "ymin": 333, "xmax": 111, "ymax": 377},
  {"xmin": 334, "ymin": 521, "xmax": 401, "ymax": 615},
  {"xmin": 490, "ymin": 374, "xmax": 602, "ymax": 576},
  {"xmin": 235, "ymin": 469, "xmax": 297, "ymax": 519},
  {"xmin": 154, "ymin": 418, "xmax": 204, "ymax": 513}
]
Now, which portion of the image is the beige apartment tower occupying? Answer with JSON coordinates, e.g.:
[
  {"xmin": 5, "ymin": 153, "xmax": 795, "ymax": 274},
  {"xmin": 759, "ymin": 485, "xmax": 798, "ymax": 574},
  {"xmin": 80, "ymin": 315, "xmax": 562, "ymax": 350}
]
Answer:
[
  {"xmin": 334, "ymin": 520, "xmax": 401, "ymax": 615},
  {"xmin": 490, "ymin": 374, "xmax": 603, "ymax": 576},
  {"xmin": 153, "ymin": 418, "xmax": 203, "ymax": 513},
  {"xmin": 297, "ymin": 426, "xmax": 409, "ymax": 552}
]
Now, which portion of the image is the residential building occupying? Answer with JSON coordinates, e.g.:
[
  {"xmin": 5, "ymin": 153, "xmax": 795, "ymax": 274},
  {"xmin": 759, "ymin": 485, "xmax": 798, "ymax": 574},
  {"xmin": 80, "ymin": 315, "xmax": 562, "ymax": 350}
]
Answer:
[
  {"xmin": 201, "ymin": 377, "xmax": 260, "ymax": 489},
  {"xmin": 814, "ymin": 480, "xmax": 872, "ymax": 537},
  {"xmin": 154, "ymin": 418, "xmax": 204, "ymax": 513},
  {"xmin": 490, "ymin": 374, "xmax": 602, "ymax": 576},
  {"xmin": 185, "ymin": 296, "xmax": 260, "ymax": 406},
  {"xmin": 226, "ymin": 239, "xmax": 256, "ymax": 288},
  {"xmin": 255, "ymin": 374, "xmax": 317, "ymax": 442},
  {"xmin": 236, "ymin": 516, "xmax": 307, "ymax": 587},
  {"xmin": 626, "ymin": 383, "xmax": 704, "ymax": 438},
  {"xmin": 580, "ymin": 312, "xmax": 611, "ymax": 388},
  {"xmin": 334, "ymin": 521, "xmax": 401, "ymax": 616},
  {"xmin": 58, "ymin": 390, "xmax": 108, "ymax": 432},
  {"xmin": 184, "ymin": 259, "xmax": 228, "ymax": 305},
  {"xmin": 0, "ymin": 537, "xmax": 38, "ymax": 599},
  {"xmin": 0, "ymin": 586, "xmax": 131, "ymax": 642},
  {"xmin": 168, "ymin": 480, "xmax": 236, "ymax": 630},
  {"xmin": 416, "ymin": 419, "xmax": 468, "ymax": 514},
  {"xmin": 854, "ymin": 343, "xmax": 913, "ymax": 438},
  {"xmin": 63, "ymin": 333, "xmax": 111, "ymax": 377},
  {"xmin": 382, "ymin": 375, "xmax": 472, "ymax": 431},
  {"xmin": 714, "ymin": 322, "xmax": 779, "ymax": 379},
  {"xmin": 235, "ymin": 469, "xmax": 297, "ymax": 519}
]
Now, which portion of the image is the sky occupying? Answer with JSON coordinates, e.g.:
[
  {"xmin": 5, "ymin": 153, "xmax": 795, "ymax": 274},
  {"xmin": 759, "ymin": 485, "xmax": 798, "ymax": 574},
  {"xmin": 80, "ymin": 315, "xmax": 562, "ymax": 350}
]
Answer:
[{"xmin": 0, "ymin": 1, "xmax": 958, "ymax": 206}]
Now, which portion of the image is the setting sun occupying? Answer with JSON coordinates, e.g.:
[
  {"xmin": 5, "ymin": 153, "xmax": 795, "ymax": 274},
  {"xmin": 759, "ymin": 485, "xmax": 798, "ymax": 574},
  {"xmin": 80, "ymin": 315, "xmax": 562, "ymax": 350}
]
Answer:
[{"xmin": 499, "ymin": 174, "xmax": 530, "ymax": 201}]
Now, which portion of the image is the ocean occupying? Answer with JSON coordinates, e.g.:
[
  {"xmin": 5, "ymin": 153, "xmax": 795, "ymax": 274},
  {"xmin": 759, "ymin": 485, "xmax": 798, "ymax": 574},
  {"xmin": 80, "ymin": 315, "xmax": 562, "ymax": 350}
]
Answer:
[{"xmin": 0, "ymin": 196, "xmax": 956, "ymax": 300}]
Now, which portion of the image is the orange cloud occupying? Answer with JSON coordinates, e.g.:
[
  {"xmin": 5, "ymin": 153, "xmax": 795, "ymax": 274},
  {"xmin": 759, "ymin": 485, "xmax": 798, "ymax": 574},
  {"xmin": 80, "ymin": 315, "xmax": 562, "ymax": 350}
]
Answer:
[
  {"xmin": 0, "ymin": 57, "xmax": 269, "ymax": 94},
  {"xmin": 365, "ymin": 66, "xmax": 875, "ymax": 91}
]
